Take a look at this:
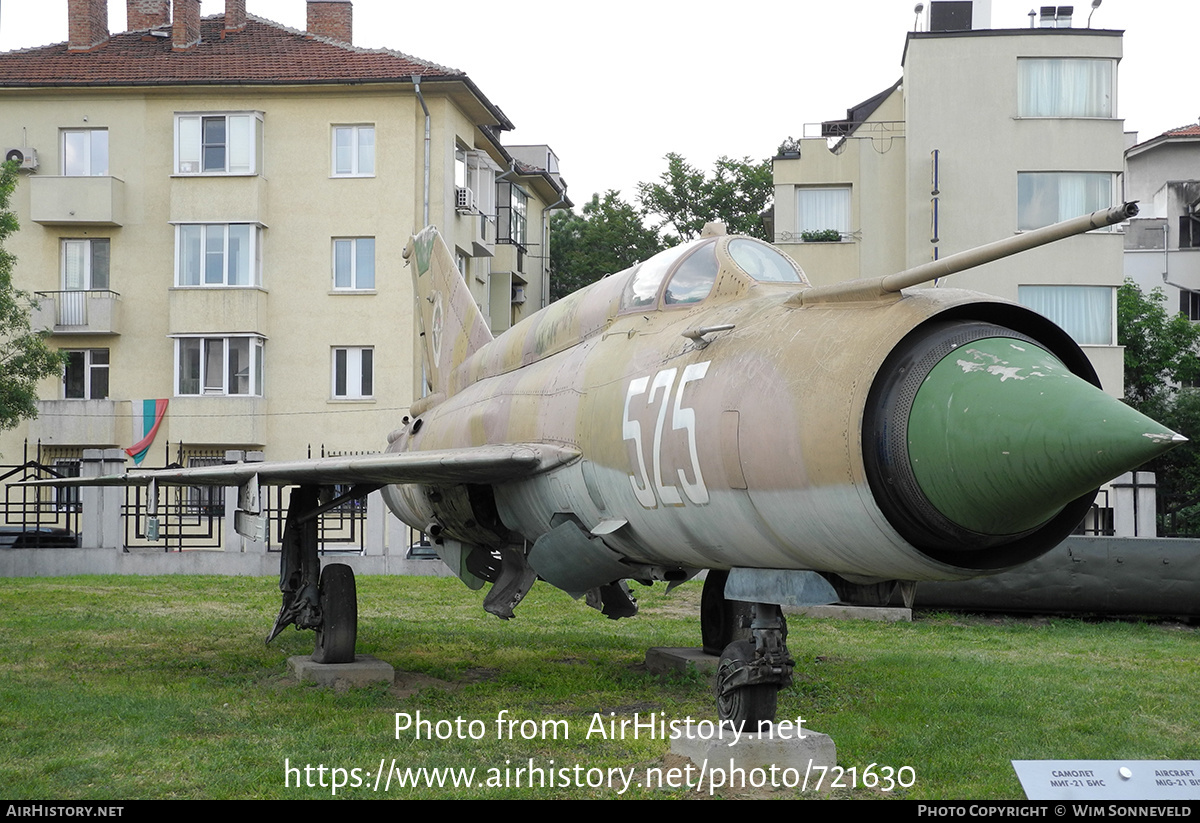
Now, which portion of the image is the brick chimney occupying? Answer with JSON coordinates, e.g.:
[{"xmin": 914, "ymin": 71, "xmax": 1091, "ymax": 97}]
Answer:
[
  {"xmin": 126, "ymin": 0, "xmax": 169, "ymax": 30},
  {"xmin": 224, "ymin": 0, "xmax": 246, "ymax": 34},
  {"xmin": 307, "ymin": 1, "xmax": 352, "ymax": 44},
  {"xmin": 171, "ymin": 0, "xmax": 200, "ymax": 51},
  {"xmin": 68, "ymin": 0, "xmax": 110, "ymax": 51}
]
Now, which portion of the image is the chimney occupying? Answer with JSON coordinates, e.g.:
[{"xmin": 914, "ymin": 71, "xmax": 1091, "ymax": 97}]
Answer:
[
  {"xmin": 126, "ymin": 0, "xmax": 169, "ymax": 30},
  {"xmin": 307, "ymin": 1, "xmax": 352, "ymax": 44},
  {"xmin": 171, "ymin": 0, "xmax": 200, "ymax": 50},
  {"xmin": 224, "ymin": 0, "xmax": 246, "ymax": 34},
  {"xmin": 68, "ymin": 0, "xmax": 110, "ymax": 52}
]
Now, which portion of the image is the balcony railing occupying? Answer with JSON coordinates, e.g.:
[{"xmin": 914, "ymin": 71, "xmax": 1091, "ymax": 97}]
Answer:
[{"xmin": 32, "ymin": 290, "xmax": 121, "ymax": 334}]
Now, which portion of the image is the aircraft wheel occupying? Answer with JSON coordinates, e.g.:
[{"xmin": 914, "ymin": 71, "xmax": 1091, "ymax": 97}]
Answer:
[
  {"xmin": 716, "ymin": 640, "xmax": 777, "ymax": 732},
  {"xmin": 700, "ymin": 570, "xmax": 752, "ymax": 655},
  {"xmin": 312, "ymin": 563, "xmax": 357, "ymax": 664}
]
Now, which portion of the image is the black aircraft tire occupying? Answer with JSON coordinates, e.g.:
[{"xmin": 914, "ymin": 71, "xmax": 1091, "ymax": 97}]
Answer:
[
  {"xmin": 716, "ymin": 640, "xmax": 777, "ymax": 731},
  {"xmin": 312, "ymin": 563, "xmax": 357, "ymax": 664},
  {"xmin": 700, "ymin": 570, "xmax": 752, "ymax": 655}
]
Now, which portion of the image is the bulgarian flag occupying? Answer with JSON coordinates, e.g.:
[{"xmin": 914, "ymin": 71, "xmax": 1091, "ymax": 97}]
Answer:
[{"xmin": 126, "ymin": 399, "xmax": 168, "ymax": 465}]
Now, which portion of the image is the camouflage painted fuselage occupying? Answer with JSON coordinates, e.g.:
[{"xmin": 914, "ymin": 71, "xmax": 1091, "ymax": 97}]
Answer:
[{"xmin": 384, "ymin": 228, "xmax": 1175, "ymax": 588}]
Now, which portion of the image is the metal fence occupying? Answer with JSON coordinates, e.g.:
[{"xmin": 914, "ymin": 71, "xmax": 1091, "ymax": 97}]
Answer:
[
  {"xmin": 0, "ymin": 442, "xmax": 82, "ymax": 539},
  {"xmin": 2, "ymin": 440, "xmax": 370, "ymax": 553}
]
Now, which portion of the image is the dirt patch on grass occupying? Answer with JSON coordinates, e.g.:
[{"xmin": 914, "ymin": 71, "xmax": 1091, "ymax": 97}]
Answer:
[{"xmin": 388, "ymin": 666, "xmax": 498, "ymax": 699}]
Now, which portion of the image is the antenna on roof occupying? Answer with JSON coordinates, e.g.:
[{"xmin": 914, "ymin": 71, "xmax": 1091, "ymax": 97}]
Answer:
[{"xmin": 913, "ymin": 3, "xmax": 925, "ymax": 31}]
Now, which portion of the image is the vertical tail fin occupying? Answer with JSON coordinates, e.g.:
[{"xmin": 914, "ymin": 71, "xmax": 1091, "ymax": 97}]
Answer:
[{"xmin": 405, "ymin": 226, "xmax": 493, "ymax": 397}]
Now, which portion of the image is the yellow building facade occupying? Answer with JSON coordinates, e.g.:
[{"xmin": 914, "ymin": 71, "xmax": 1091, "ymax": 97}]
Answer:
[{"xmin": 0, "ymin": 0, "xmax": 568, "ymax": 474}]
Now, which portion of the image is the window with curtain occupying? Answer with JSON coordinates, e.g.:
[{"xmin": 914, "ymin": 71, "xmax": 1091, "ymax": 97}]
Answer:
[
  {"xmin": 1018, "ymin": 285, "xmax": 1114, "ymax": 345},
  {"xmin": 796, "ymin": 187, "xmax": 850, "ymax": 238},
  {"xmin": 1018, "ymin": 59, "xmax": 1114, "ymax": 118},
  {"xmin": 1017, "ymin": 172, "xmax": 1114, "ymax": 231}
]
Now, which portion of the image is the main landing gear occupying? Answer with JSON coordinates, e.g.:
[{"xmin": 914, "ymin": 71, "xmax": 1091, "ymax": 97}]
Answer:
[
  {"xmin": 267, "ymin": 485, "xmax": 361, "ymax": 664},
  {"xmin": 703, "ymin": 571, "xmax": 794, "ymax": 730}
]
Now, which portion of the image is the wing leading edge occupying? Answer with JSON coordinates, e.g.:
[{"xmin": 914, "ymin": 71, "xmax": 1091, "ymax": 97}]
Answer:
[{"xmin": 20, "ymin": 444, "xmax": 581, "ymax": 489}]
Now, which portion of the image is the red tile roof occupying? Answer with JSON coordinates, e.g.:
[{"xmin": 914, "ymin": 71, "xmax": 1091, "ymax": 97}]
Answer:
[
  {"xmin": 0, "ymin": 14, "xmax": 462, "ymax": 87},
  {"xmin": 1163, "ymin": 123, "xmax": 1200, "ymax": 138}
]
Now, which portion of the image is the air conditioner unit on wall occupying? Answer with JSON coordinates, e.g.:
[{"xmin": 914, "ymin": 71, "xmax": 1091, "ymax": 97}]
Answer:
[
  {"xmin": 456, "ymin": 186, "xmax": 476, "ymax": 214},
  {"xmin": 4, "ymin": 147, "xmax": 38, "ymax": 171}
]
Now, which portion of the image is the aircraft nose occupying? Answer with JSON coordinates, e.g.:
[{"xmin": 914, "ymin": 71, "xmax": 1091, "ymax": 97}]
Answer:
[
  {"xmin": 865, "ymin": 323, "xmax": 1185, "ymax": 568},
  {"xmin": 907, "ymin": 336, "xmax": 1182, "ymax": 537}
]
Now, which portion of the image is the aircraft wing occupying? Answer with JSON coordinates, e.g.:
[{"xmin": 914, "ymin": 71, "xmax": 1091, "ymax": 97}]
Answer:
[{"xmin": 20, "ymin": 444, "xmax": 580, "ymax": 489}]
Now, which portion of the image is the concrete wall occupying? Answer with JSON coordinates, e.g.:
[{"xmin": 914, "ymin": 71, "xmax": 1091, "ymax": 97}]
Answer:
[{"xmin": 0, "ymin": 547, "xmax": 455, "ymax": 579}]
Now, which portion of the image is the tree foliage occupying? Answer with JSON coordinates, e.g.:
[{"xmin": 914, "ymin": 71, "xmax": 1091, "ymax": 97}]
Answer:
[
  {"xmin": 0, "ymin": 160, "xmax": 64, "ymax": 433},
  {"xmin": 636, "ymin": 152, "xmax": 774, "ymax": 242},
  {"xmin": 548, "ymin": 152, "xmax": 776, "ymax": 302},
  {"xmin": 1117, "ymin": 279, "xmax": 1200, "ymax": 408},
  {"xmin": 1117, "ymin": 279, "xmax": 1200, "ymax": 534},
  {"xmin": 548, "ymin": 191, "xmax": 664, "ymax": 301}
]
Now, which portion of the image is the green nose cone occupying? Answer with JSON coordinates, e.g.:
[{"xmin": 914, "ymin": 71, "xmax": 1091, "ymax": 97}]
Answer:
[{"xmin": 907, "ymin": 337, "xmax": 1185, "ymax": 536}]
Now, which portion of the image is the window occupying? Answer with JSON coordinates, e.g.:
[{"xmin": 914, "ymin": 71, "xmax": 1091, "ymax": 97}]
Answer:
[
  {"xmin": 332, "ymin": 238, "xmax": 375, "ymax": 290},
  {"xmin": 454, "ymin": 148, "xmax": 498, "ymax": 217},
  {"xmin": 176, "ymin": 337, "xmax": 264, "ymax": 396},
  {"xmin": 796, "ymin": 187, "xmax": 850, "ymax": 239},
  {"xmin": 175, "ymin": 113, "xmax": 261, "ymax": 174},
  {"xmin": 1181, "ymin": 290, "xmax": 1200, "ymax": 322},
  {"xmin": 176, "ymin": 224, "xmax": 260, "ymax": 286},
  {"xmin": 1180, "ymin": 216, "xmax": 1200, "ymax": 250},
  {"xmin": 332, "ymin": 347, "xmax": 373, "ymax": 399},
  {"xmin": 332, "ymin": 125, "xmax": 374, "ymax": 176},
  {"xmin": 664, "ymin": 241, "xmax": 719, "ymax": 305},
  {"xmin": 62, "ymin": 239, "xmax": 109, "ymax": 290},
  {"xmin": 1018, "ymin": 59, "xmax": 1114, "ymax": 118},
  {"xmin": 496, "ymin": 182, "xmax": 528, "ymax": 247},
  {"xmin": 1018, "ymin": 285, "xmax": 1114, "ymax": 345},
  {"xmin": 1017, "ymin": 172, "xmax": 1114, "ymax": 231},
  {"xmin": 63, "ymin": 349, "xmax": 109, "ymax": 399},
  {"xmin": 61, "ymin": 129, "xmax": 108, "ymax": 176}
]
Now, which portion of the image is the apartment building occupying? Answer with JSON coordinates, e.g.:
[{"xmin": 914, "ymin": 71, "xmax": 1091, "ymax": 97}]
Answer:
[
  {"xmin": 0, "ymin": 0, "xmax": 568, "ymax": 474},
  {"xmin": 773, "ymin": 0, "xmax": 1126, "ymax": 395},
  {"xmin": 1123, "ymin": 123, "xmax": 1200, "ymax": 314}
]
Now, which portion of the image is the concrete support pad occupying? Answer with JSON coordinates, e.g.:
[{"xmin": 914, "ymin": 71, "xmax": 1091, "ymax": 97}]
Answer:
[
  {"xmin": 671, "ymin": 722, "xmax": 837, "ymax": 773},
  {"xmin": 790, "ymin": 604, "xmax": 912, "ymax": 622},
  {"xmin": 645, "ymin": 646, "xmax": 719, "ymax": 676},
  {"xmin": 287, "ymin": 654, "xmax": 395, "ymax": 688}
]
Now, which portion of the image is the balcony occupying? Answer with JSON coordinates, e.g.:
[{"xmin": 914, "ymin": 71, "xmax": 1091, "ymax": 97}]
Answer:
[
  {"xmin": 29, "ymin": 176, "xmax": 125, "ymax": 226},
  {"xmin": 31, "ymin": 290, "xmax": 121, "ymax": 335},
  {"xmin": 29, "ymin": 399, "xmax": 131, "ymax": 447},
  {"xmin": 168, "ymin": 288, "xmax": 267, "ymax": 335},
  {"xmin": 167, "ymin": 396, "xmax": 266, "ymax": 447},
  {"xmin": 170, "ymin": 175, "xmax": 268, "ymax": 223}
]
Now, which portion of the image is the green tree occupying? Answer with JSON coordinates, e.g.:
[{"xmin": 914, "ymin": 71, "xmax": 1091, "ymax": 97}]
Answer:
[
  {"xmin": 549, "ymin": 191, "xmax": 664, "ymax": 301},
  {"xmin": 0, "ymin": 160, "xmax": 65, "ymax": 433},
  {"xmin": 636, "ymin": 152, "xmax": 774, "ymax": 241},
  {"xmin": 1118, "ymin": 278, "xmax": 1200, "ymax": 408},
  {"xmin": 1117, "ymin": 279, "xmax": 1200, "ymax": 534}
]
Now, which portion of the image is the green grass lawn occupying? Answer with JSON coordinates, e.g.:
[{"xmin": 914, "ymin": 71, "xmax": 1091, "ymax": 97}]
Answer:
[{"xmin": 1, "ymin": 574, "xmax": 1196, "ymax": 799}]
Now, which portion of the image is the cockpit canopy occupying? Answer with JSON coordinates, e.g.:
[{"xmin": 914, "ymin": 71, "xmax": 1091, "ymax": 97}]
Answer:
[{"xmin": 618, "ymin": 235, "xmax": 808, "ymax": 313}]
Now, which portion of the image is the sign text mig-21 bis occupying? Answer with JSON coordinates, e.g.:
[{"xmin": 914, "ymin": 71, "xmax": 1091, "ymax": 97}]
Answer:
[{"xmin": 33, "ymin": 201, "xmax": 1183, "ymax": 728}]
